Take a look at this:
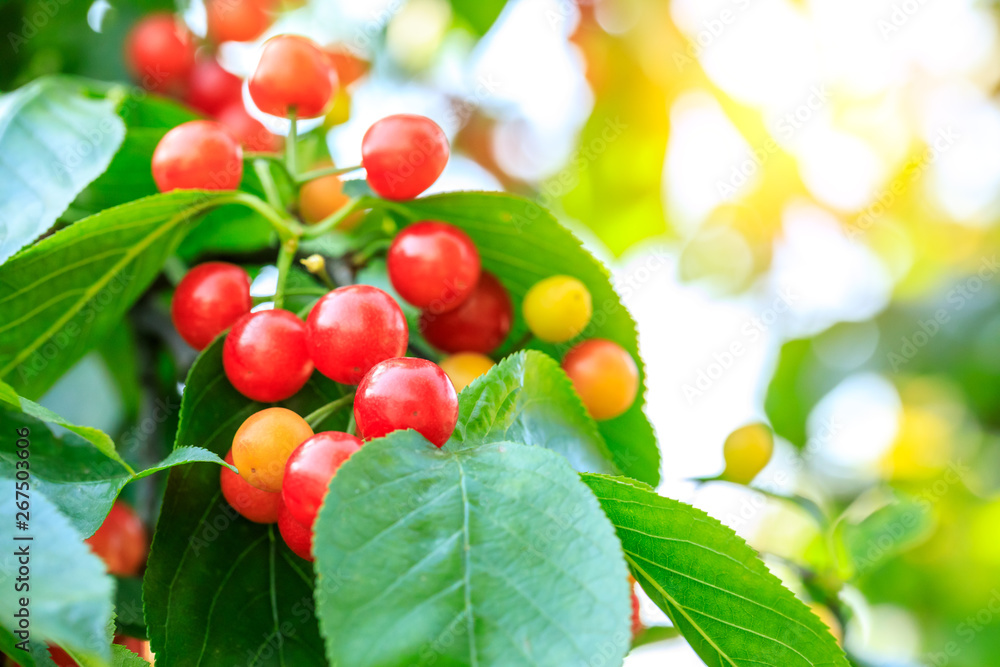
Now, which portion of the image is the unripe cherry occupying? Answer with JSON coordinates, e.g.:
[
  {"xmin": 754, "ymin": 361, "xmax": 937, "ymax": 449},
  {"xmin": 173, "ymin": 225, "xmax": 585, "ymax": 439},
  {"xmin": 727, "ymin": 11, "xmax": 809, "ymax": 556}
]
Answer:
[
  {"xmin": 220, "ymin": 450, "xmax": 281, "ymax": 523},
  {"xmin": 232, "ymin": 407, "xmax": 314, "ymax": 492},
  {"xmin": 562, "ymin": 339, "xmax": 638, "ymax": 420}
]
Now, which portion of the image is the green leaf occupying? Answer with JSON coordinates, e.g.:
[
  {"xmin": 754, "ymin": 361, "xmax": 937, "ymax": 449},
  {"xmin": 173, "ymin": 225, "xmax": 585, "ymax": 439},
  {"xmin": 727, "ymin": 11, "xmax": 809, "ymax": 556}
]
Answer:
[
  {"xmin": 0, "ymin": 479, "xmax": 115, "ymax": 667},
  {"xmin": 631, "ymin": 625, "xmax": 682, "ymax": 648},
  {"xmin": 0, "ymin": 406, "xmax": 231, "ymax": 537},
  {"xmin": 114, "ymin": 577, "xmax": 147, "ymax": 640},
  {"xmin": 145, "ymin": 337, "xmax": 350, "ymax": 666},
  {"xmin": 112, "ymin": 643, "xmax": 150, "ymax": 666},
  {"xmin": 449, "ymin": 349, "xmax": 619, "ymax": 475},
  {"xmin": 448, "ymin": 0, "xmax": 506, "ymax": 36},
  {"xmin": 391, "ymin": 191, "xmax": 660, "ymax": 485},
  {"xmin": 314, "ymin": 432, "xmax": 632, "ymax": 667},
  {"xmin": 0, "ymin": 190, "xmax": 230, "ymax": 399},
  {"xmin": 582, "ymin": 474, "xmax": 850, "ymax": 667},
  {"xmin": 0, "ymin": 76, "xmax": 125, "ymax": 262}
]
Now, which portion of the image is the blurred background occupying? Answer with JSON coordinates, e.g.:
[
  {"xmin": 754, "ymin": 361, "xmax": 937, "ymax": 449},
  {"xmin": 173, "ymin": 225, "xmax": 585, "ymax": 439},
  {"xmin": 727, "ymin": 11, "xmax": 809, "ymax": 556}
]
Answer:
[{"xmin": 3, "ymin": 0, "xmax": 1000, "ymax": 664}]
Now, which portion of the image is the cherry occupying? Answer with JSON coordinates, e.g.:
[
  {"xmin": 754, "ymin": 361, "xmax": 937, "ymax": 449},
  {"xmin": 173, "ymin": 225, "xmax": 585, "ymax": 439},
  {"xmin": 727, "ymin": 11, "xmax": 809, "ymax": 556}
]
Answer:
[
  {"xmin": 306, "ymin": 286, "xmax": 408, "ymax": 385},
  {"xmin": 362, "ymin": 114, "xmax": 449, "ymax": 200},
  {"xmin": 217, "ymin": 102, "xmax": 282, "ymax": 152},
  {"xmin": 438, "ymin": 353, "xmax": 494, "ymax": 392},
  {"xmin": 46, "ymin": 647, "xmax": 75, "ymax": 667},
  {"xmin": 278, "ymin": 496, "xmax": 313, "ymax": 561},
  {"xmin": 185, "ymin": 58, "xmax": 244, "ymax": 116},
  {"xmin": 721, "ymin": 423, "xmax": 774, "ymax": 485},
  {"xmin": 232, "ymin": 407, "xmax": 314, "ymax": 492},
  {"xmin": 114, "ymin": 635, "xmax": 154, "ymax": 661},
  {"xmin": 249, "ymin": 35, "xmax": 337, "ymax": 118},
  {"xmin": 299, "ymin": 164, "xmax": 351, "ymax": 224},
  {"xmin": 387, "ymin": 221, "xmax": 481, "ymax": 312},
  {"xmin": 124, "ymin": 13, "xmax": 195, "ymax": 93},
  {"xmin": 419, "ymin": 272, "xmax": 512, "ymax": 354},
  {"xmin": 152, "ymin": 120, "xmax": 243, "ymax": 192},
  {"xmin": 631, "ymin": 589, "xmax": 642, "ymax": 640},
  {"xmin": 282, "ymin": 431, "xmax": 361, "ymax": 528},
  {"xmin": 523, "ymin": 275, "xmax": 592, "ymax": 343},
  {"xmin": 220, "ymin": 450, "xmax": 281, "ymax": 523},
  {"xmin": 206, "ymin": 0, "xmax": 276, "ymax": 44},
  {"xmin": 85, "ymin": 501, "xmax": 147, "ymax": 577},
  {"xmin": 326, "ymin": 45, "xmax": 369, "ymax": 87},
  {"xmin": 561, "ymin": 339, "xmax": 638, "ymax": 420},
  {"xmin": 171, "ymin": 262, "xmax": 252, "ymax": 351},
  {"xmin": 354, "ymin": 357, "xmax": 458, "ymax": 447},
  {"xmin": 223, "ymin": 309, "xmax": 314, "ymax": 402}
]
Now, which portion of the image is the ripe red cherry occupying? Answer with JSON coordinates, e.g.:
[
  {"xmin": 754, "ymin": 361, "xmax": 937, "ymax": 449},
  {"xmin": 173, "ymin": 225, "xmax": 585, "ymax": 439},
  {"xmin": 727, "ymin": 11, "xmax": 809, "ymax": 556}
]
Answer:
[
  {"xmin": 217, "ymin": 102, "xmax": 282, "ymax": 152},
  {"xmin": 220, "ymin": 451, "xmax": 281, "ymax": 523},
  {"xmin": 223, "ymin": 309, "xmax": 314, "ymax": 402},
  {"xmin": 85, "ymin": 501, "xmax": 147, "ymax": 577},
  {"xmin": 171, "ymin": 262, "xmax": 252, "ymax": 350},
  {"xmin": 387, "ymin": 221, "xmax": 481, "ymax": 312},
  {"xmin": 278, "ymin": 497, "xmax": 313, "ymax": 561},
  {"xmin": 124, "ymin": 13, "xmax": 195, "ymax": 93},
  {"xmin": 152, "ymin": 120, "xmax": 243, "ymax": 192},
  {"xmin": 249, "ymin": 35, "xmax": 337, "ymax": 118},
  {"xmin": 419, "ymin": 272, "xmax": 512, "ymax": 354},
  {"xmin": 282, "ymin": 431, "xmax": 361, "ymax": 528},
  {"xmin": 362, "ymin": 114, "xmax": 449, "ymax": 200},
  {"xmin": 354, "ymin": 357, "xmax": 458, "ymax": 447},
  {"xmin": 206, "ymin": 0, "xmax": 276, "ymax": 44},
  {"xmin": 185, "ymin": 58, "xmax": 244, "ymax": 116},
  {"xmin": 306, "ymin": 285, "xmax": 408, "ymax": 385}
]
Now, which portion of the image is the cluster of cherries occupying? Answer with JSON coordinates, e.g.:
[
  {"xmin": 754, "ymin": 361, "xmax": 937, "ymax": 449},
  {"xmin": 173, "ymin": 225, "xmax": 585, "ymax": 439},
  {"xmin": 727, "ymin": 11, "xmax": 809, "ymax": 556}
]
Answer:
[{"xmin": 125, "ymin": 1, "xmax": 366, "ymax": 154}]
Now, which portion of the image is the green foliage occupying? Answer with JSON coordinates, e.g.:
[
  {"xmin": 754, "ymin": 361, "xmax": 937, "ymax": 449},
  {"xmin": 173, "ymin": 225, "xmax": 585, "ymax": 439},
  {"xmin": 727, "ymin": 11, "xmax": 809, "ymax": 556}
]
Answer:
[
  {"xmin": 0, "ymin": 76, "xmax": 125, "ymax": 262},
  {"xmin": 582, "ymin": 474, "xmax": 849, "ymax": 667},
  {"xmin": 392, "ymin": 192, "xmax": 661, "ymax": 485},
  {"xmin": 314, "ymin": 432, "xmax": 632, "ymax": 666}
]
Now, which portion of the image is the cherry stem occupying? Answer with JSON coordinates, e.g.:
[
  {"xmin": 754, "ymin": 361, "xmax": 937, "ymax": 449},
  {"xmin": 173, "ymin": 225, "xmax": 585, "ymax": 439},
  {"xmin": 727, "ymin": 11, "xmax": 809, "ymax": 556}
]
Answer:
[
  {"xmin": 253, "ymin": 159, "xmax": 285, "ymax": 212},
  {"xmin": 351, "ymin": 238, "xmax": 392, "ymax": 267},
  {"xmin": 273, "ymin": 237, "xmax": 298, "ymax": 310},
  {"xmin": 295, "ymin": 164, "xmax": 363, "ymax": 184},
  {"xmin": 304, "ymin": 392, "xmax": 356, "ymax": 428},
  {"xmin": 300, "ymin": 196, "xmax": 366, "ymax": 239},
  {"xmin": 286, "ymin": 109, "xmax": 298, "ymax": 179},
  {"xmin": 227, "ymin": 192, "xmax": 302, "ymax": 241},
  {"xmin": 346, "ymin": 412, "xmax": 357, "ymax": 436}
]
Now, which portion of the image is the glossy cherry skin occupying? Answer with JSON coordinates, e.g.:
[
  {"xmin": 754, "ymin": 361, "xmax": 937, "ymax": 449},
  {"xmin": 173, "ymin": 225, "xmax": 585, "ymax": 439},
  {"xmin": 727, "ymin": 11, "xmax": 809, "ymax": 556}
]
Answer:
[
  {"xmin": 354, "ymin": 357, "xmax": 458, "ymax": 447},
  {"xmin": 561, "ymin": 339, "xmax": 638, "ymax": 420},
  {"xmin": 185, "ymin": 58, "xmax": 244, "ymax": 116},
  {"xmin": 217, "ymin": 102, "xmax": 282, "ymax": 152},
  {"xmin": 124, "ymin": 13, "xmax": 195, "ymax": 93},
  {"xmin": 282, "ymin": 431, "xmax": 361, "ymax": 528},
  {"xmin": 171, "ymin": 262, "xmax": 252, "ymax": 350},
  {"xmin": 223, "ymin": 309, "xmax": 314, "ymax": 402},
  {"xmin": 152, "ymin": 120, "xmax": 244, "ymax": 192},
  {"xmin": 220, "ymin": 451, "xmax": 281, "ymax": 523},
  {"xmin": 232, "ymin": 408, "xmax": 314, "ymax": 492},
  {"xmin": 362, "ymin": 114, "xmax": 449, "ymax": 200},
  {"xmin": 206, "ymin": 0, "xmax": 276, "ymax": 44},
  {"xmin": 387, "ymin": 221, "xmax": 481, "ymax": 312},
  {"xmin": 85, "ymin": 501, "xmax": 147, "ymax": 577},
  {"xmin": 306, "ymin": 286, "xmax": 408, "ymax": 385},
  {"xmin": 249, "ymin": 35, "xmax": 337, "ymax": 118},
  {"xmin": 278, "ymin": 497, "xmax": 314, "ymax": 561},
  {"xmin": 419, "ymin": 272, "xmax": 512, "ymax": 354}
]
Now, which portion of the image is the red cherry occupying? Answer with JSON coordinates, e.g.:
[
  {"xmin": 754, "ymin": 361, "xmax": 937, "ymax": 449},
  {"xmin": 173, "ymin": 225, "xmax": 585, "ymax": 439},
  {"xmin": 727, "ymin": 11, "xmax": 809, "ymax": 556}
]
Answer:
[
  {"xmin": 217, "ymin": 102, "xmax": 282, "ymax": 152},
  {"xmin": 171, "ymin": 262, "xmax": 252, "ymax": 350},
  {"xmin": 362, "ymin": 114, "xmax": 449, "ymax": 200},
  {"xmin": 220, "ymin": 451, "xmax": 281, "ymax": 523},
  {"xmin": 277, "ymin": 496, "xmax": 313, "ymax": 561},
  {"xmin": 325, "ymin": 45, "xmax": 369, "ymax": 87},
  {"xmin": 46, "ymin": 646, "xmax": 75, "ymax": 667},
  {"xmin": 419, "ymin": 272, "xmax": 512, "ymax": 354},
  {"xmin": 85, "ymin": 501, "xmax": 147, "ymax": 577},
  {"xmin": 306, "ymin": 286, "xmax": 408, "ymax": 385},
  {"xmin": 152, "ymin": 120, "xmax": 243, "ymax": 192},
  {"xmin": 124, "ymin": 13, "xmax": 195, "ymax": 93},
  {"xmin": 282, "ymin": 431, "xmax": 361, "ymax": 528},
  {"xmin": 387, "ymin": 221, "xmax": 481, "ymax": 312},
  {"xmin": 223, "ymin": 309, "xmax": 314, "ymax": 402},
  {"xmin": 206, "ymin": 0, "xmax": 276, "ymax": 44},
  {"xmin": 354, "ymin": 357, "xmax": 458, "ymax": 447},
  {"xmin": 631, "ymin": 589, "xmax": 643, "ymax": 639},
  {"xmin": 185, "ymin": 58, "xmax": 244, "ymax": 116},
  {"xmin": 249, "ymin": 35, "xmax": 337, "ymax": 118}
]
